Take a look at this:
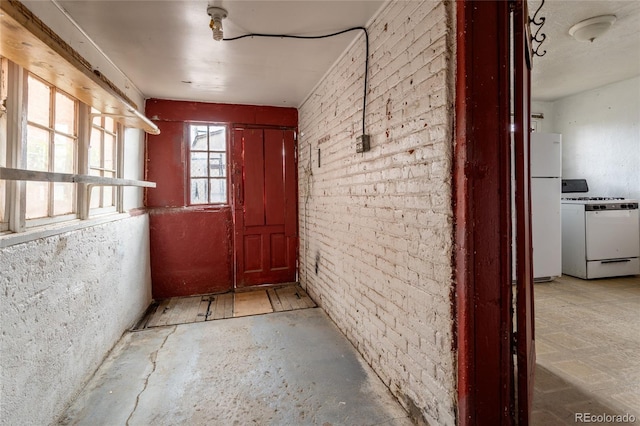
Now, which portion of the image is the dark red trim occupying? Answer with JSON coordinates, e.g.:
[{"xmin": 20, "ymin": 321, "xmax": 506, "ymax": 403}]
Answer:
[
  {"xmin": 514, "ymin": 1, "xmax": 536, "ymax": 424},
  {"xmin": 455, "ymin": 2, "xmax": 513, "ymax": 424}
]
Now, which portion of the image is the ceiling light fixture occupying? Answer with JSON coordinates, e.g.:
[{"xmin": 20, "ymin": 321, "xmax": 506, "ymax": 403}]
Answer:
[
  {"xmin": 207, "ymin": 6, "xmax": 228, "ymax": 41},
  {"xmin": 568, "ymin": 15, "xmax": 616, "ymax": 43}
]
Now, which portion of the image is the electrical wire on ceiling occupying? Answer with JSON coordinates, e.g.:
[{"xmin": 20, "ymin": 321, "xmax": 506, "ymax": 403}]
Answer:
[{"xmin": 223, "ymin": 28, "xmax": 370, "ymax": 138}]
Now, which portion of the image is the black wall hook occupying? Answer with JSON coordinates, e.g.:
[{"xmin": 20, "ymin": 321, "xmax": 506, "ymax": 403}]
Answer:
[{"xmin": 529, "ymin": 0, "xmax": 547, "ymax": 57}]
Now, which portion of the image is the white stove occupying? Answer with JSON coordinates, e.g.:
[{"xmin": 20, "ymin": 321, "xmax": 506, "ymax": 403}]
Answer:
[{"xmin": 561, "ymin": 194, "xmax": 640, "ymax": 279}]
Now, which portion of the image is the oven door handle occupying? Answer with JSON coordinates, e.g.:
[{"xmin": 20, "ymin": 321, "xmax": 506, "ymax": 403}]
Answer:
[{"xmin": 600, "ymin": 259, "xmax": 632, "ymax": 264}]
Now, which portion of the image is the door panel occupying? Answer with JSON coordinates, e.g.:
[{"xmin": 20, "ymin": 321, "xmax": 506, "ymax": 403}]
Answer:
[
  {"xmin": 233, "ymin": 128, "xmax": 298, "ymax": 288},
  {"xmin": 243, "ymin": 130, "xmax": 265, "ymax": 226},
  {"xmin": 265, "ymin": 129, "xmax": 286, "ymax": 225},
  {"xmin": 586, "ymin": 210, "xmax": 640, "ymax": 260}
]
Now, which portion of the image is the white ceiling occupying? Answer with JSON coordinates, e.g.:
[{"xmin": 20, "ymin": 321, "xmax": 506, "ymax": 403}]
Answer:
[
  {"xmin": 30, "ymin": 0, "xmax": 640, "ymax": 107},
  {"xmin": 530, "ymin": 0, "xmax": 640, "ymax": 102},
  {"xmin": 51, "ymin": 0, "xmax": 385, "ymax": 108}
]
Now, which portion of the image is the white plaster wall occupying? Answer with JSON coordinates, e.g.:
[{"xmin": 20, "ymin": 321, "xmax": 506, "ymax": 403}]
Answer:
[
  {"xmin": 123, "ymin": 127, "xmax": 146, "ymax": 211},
  {"xmin": 552, "ymin": 76, "xmax": 640, "ymax": 200},
  {"xmin": 298, "ymin": 1, "xmax": 456, "ymax": 424},
  {"xmin": 0, "ymin": 214, "xmax": 152, "ymax": 426},
  {"xmin": 531, "ymin": 101, "xmax": 555, "ymax": 134}
]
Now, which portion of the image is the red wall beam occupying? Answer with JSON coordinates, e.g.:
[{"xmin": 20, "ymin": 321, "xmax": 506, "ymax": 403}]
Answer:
[{"xmin": 146, "ymin": 99, "xmax": 298, "ymax": 127}]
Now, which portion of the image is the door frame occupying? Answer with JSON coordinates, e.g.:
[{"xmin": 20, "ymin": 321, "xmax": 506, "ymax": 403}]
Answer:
[{"xmin": 455, "ymin": 1, "xmax": 534, "ymax": 424}]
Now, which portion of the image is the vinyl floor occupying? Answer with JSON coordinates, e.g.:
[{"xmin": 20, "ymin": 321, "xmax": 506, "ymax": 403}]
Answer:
[{"xmin": 532, "ymin": 274, "xmax": 640, "ymax": 425}]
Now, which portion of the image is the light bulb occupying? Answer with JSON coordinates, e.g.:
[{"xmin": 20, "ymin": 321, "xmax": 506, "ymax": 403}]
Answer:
[
  {"xmin": 207, "ymin": 6, "xmax": 228, "ymax": 42},
  {"xmin": 210, "ymin": 17, "xmax": 223, "ymax": 41}
]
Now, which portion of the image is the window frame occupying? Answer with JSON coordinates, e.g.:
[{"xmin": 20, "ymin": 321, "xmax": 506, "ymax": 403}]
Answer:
[
  {"xmin": 187, "ymin": 123, "xmax": 229, "ymax": 206},
  {"xmin": 88, "ymin": 110, "xmax": 122, "ymax": 216},
  {"xmin": 24, "ymin": 73, "xmax": 79, "ymax": 226}
]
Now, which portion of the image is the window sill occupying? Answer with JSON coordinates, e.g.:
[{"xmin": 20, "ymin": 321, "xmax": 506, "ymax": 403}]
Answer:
[{"xmin": 0, "ymin": 212, "xmax": 141, "ymax": 248}]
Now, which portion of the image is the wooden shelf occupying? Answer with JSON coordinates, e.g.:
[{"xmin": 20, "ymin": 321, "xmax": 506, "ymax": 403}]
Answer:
[
  {"xmin": 0, "ymin": 0, "xmax": 160, "ymax": 135},
  {"xmin": 0, "ymin": 167, "xmax": 156, "ymax": 188}
]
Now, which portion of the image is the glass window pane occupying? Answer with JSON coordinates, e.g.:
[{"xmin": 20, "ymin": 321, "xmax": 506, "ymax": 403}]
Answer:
[
  {"xmin": 103, "ymin": 186, "xmax": 114, "ymax": 207},
  {"xmin": 54, "ymin": 135, "xmax": 75, "ymax": 173},
  {"xmin": 26, "ymin": 125, "xmax": 50, "ymax": 171},
  {"xmin": 90, "ymin": 127, "xmax": 102, "ymax": 168},
  {"xmin": 53, "ymin": 183, "xmax": 74, "ymax": 215},
  {"xmin": 190, "ymin": 179, "xmax": 208, "ymax": 204},
  {"xmin": 104, "ymin": 133, "xmax": 115, "ymax": 171},
  {"xmin": 209, "ymin": 178, "xmax": 226, "ymax": 203},
  {"xmin": 27, "ymin": 76, "xmax": 50, "ymax": 126},
  {"xmin": 26, "ymin": 182, "xmax": 49, "ymax": 219},
  {"xmin": 190, "ymin": 125, "xmax": 208, "ymax": 150},
  {"xmin": 90, "ymin": 186, "xmax": 100, "ymax": 209},
  {"xmin": 105, "ymin": 116, "xmax": 115, "ymax": 132},
  {"xmin": 92, "ymin": 109, "xmax": 101, "ymax": 126},
  {"xmin": 190, "ymin": 152, "xmax": 208, "ymax": 177},
  {"xmin": 54, "ymin": 92, "xmax": 75, "ymax": 135},
  {"xmin": 209, "ymin": 128, "xmax": 226, "ymax": 150},
  {"xmin": 209, "ymin": 153, "xmax": 226, "ymax": 177},
  {"xmin": 189, "ymin": 124, "xmax": 227, "ymax": 205}
]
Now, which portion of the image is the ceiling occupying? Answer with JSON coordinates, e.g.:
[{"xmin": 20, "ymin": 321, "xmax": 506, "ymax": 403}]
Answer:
[
  {"xmin": 47, "ymin": 0, "xmax": 385, "ymax": 108},
  {"xmin": 530, "ymin": 0, "xmax": 640, "ymax": 102},
  {"xmin": 25, "ymin": 0, "xmax": 640, "ymax": 107}
]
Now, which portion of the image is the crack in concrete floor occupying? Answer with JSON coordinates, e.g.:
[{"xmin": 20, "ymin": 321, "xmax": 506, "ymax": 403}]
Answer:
[{"xmin": 125, "ymin": 326, "xmax": 177, "ymax": 426}]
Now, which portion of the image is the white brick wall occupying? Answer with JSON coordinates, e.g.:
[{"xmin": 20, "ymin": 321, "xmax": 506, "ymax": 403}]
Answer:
[{"xmin": 298, "ymin": 1, "xmax": 456, "ymax": 424}]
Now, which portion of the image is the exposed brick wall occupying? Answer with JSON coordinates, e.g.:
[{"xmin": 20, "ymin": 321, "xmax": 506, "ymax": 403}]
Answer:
[{"xmin": 298, "ymin": 1, "xmax": 456, "ymax": 424}]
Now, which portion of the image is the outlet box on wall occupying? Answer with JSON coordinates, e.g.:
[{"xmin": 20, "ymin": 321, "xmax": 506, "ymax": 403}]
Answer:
[{"xmin": 356, "ymin": 134, "xmax": 370, "ymax": 153}]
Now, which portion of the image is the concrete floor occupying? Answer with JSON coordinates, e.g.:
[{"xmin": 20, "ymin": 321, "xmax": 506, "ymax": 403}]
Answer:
[
  {"xmin": 59, "ymin": 308, "xmax": 412, "ymax": 426},
  {"xmin": 59, "ymin": 274, "xmax": 640, "ymax": 425},
  {"xmin": 533, "ymin": 274, "xmax": 640, "ymax": 425}
]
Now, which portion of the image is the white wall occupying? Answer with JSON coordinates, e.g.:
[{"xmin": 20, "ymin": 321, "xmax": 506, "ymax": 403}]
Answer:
[
  {"xmin": 551, "ymin": 76, "xmax": 640, "ymax": 200},
  {"xmin": 123, "ymin": 128, "xmax": 147, "ymax": 210},
  {"xmin": 298, "ymin": 1, "xmax": 456, "ymax": 424},
  {"xmin": 531, "ymin": 101, "xmax": 555, "ymax": 134},
  {"xmin": 0, "ymin": 214, "xmax": 152, "ymax": 426},
  {"xmin": 0, "ymin": 3, "xmax": 153, "ymax": 425}
]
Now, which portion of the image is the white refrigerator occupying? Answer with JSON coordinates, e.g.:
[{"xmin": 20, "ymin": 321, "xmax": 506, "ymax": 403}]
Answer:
[{"xmin": 530, "ymin": 133, "xmax": 562, "ymax": 281}]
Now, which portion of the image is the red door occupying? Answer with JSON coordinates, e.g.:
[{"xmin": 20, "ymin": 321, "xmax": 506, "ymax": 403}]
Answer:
[
  {"xmin": 514, "ymin": 1, "xmax": 536, "ymax": 424},
  {"xmin": 232, "ymin": 128, "xmax": 297, "ymax": 288}
]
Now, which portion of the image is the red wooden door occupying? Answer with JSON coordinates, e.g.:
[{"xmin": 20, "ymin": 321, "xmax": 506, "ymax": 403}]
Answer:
[
  {"xmin": 514, "ymin": 1, "xmax": 536, "ymax": 424},
  {"xmin": 232, "ymin": 128, "xmax": 297, "ymax": 288}
]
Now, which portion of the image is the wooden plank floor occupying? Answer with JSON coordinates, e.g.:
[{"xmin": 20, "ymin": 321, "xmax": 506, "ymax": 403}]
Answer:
[{"xmin": 136, "ymin": 284, "xmax": 316, "ymax": 329}]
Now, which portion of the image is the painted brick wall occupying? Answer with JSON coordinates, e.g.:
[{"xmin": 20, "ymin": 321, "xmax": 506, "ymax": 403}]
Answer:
[{"xmin": 298, "ymin": 1, "xmax": 456, "ymax": 424}]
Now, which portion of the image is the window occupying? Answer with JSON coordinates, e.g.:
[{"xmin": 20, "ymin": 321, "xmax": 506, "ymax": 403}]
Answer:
[
  {"xmin": 1, "ymin": 59, "xmax": 125, "ymax": 236},
  {"xmin": 89, "ymin": 109, "xmax": 119, "ymax": 212},
  {"xmin": 25, "ymin": 74, "xmax": 78, "ymax": 222},
  {"xmin": 189, "ymin": 124, "xmax": 227, "ymax": 205}
]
